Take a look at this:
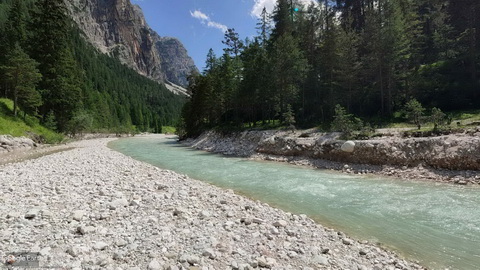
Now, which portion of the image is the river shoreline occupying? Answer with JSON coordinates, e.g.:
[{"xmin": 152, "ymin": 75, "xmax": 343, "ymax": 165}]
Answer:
[
  {"xmin": 184, "ymin": 130, "xmax": 480, "ymax": 185},
  {"xmin": 0, "ymin": 136, "xmax": 425, "ymax": 269}
]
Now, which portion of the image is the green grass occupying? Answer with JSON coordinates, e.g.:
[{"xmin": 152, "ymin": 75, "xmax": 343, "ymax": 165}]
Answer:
[
  {"xmin": 0, "ymin": 98, "xmax": 64, "ymax": 144},
  {"xmin": 161, "ymin": 126, "xmax": 176, "ymax": 134}
]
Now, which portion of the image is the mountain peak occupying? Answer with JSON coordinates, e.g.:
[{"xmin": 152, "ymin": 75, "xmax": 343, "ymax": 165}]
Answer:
[{"xmin": 65, "ymin": 0, "xmax": 197, "ymax": 88}]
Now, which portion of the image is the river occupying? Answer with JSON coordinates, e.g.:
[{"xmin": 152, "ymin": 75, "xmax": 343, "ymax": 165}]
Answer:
[{"xmin": 109, "ymin": 135, "xmax": 480, "ymax": 270}]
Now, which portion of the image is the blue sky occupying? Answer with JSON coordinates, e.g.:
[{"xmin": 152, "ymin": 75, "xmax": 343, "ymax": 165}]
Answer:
[{"xmin": 132, "ymin": 0, "xmax": 316, "ymax": 71}]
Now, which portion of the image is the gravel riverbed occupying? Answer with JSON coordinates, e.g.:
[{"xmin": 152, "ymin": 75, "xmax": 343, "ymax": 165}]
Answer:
[{"xmin": 0, "ymin": 137, "xmax": 425, "ymax": 269}]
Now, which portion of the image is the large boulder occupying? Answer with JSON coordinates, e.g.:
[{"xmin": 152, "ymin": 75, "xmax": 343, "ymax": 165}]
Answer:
[{"xmin": 341, "ymin": 141, "xmax": 355, "ymax": 153}]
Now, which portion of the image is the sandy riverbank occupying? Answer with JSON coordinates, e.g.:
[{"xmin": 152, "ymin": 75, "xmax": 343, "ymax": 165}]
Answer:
[
  {"xmin": 185, "ymin": 130, "xmax": 480, "ymax": 185},
  {"xmin": 0, "ymin": 136, "xmax": 425, "ymax": 269}
]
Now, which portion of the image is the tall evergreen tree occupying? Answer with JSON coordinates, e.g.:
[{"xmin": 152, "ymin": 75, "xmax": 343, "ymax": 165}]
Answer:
[
  {"xmin": 30, "ymin": 0, "xmax": 82, "ymax": 130},
  {"xmin": 256, "ymin": 7, "xmax": 271, "ymax": 47},
  {"xmin": 3, "ymin": 0, "xmax": 26, "ymax": 49},
  {"xmin": 336, "ymin": 20, "xmax": 361, "ymax": 111},
  {"xmin": 270, "ymin": 33, "xmax": 308, "ymax": 115},
  {"xmin": 1, "ymin": 44, "xmax": 42, "ymax": 118},
  {"xmin": 271, "ymin": 0, "xmax": 294, "ymax": 41},
  {"xmin": 222, "ymin": 28, "xmax": 244, "ymax": 58}
]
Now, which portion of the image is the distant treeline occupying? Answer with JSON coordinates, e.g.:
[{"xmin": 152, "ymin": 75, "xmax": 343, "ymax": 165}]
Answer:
[
  {"xmin": 179, "ymin": 0, "xmax": 479, "ymax": 138},
  {"xmin": 0, "ymin": 0, "xmax": 184, "ymax": 134}
]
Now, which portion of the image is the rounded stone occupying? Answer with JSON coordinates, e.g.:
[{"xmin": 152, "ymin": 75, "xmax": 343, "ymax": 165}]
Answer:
[{"xmin": 341, "ymin": 141, "xmax": 355, "ymax": 153}]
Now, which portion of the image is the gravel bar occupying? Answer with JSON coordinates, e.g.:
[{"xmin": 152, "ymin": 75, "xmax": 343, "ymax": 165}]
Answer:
[{"xmin": 0, "ymin": 137, "xmax": 425, "ymax": 269}]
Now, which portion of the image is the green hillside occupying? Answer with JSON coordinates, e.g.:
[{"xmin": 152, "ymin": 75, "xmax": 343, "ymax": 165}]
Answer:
[
  {"xmin": 0, "ymin": 0, "xmax": 185, "ymax": 138},
  {"xmin": 0, "ymin": 98, "xmax": 64, "ymax": 143}
]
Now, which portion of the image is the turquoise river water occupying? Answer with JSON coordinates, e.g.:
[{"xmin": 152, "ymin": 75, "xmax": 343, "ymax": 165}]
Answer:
[{"xmin": 109, "ymin": 135, "xmax": 480, "ymax": 270}]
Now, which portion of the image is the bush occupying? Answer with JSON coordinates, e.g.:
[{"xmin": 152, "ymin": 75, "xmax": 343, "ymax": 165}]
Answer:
[
  {"xmin": 282, "ymin": 105, "xmax": 296, "ymax": 130},
  {"xmin": 430, "ymin": 107, "xmax": 447, "ymax": 131},
  {"xmin": 43, "ymin": 111, "xmax": 57, "ymax": 131},
  {"xmin": 403, "ymin": 99, "xmax": 425, "ymax": 130},
  {"xmin": 66, "ymin": 110, "xmax": 93, "ymax": 137},
  {"xmin": 331, "ymin": 104, "xmax": 364, "ymax": 139}
]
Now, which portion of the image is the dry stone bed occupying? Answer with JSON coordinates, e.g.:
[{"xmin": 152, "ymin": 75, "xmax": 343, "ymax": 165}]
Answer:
[{"xmin": 0, "ymin": 138, "xmax": 425, "ymax": 269}]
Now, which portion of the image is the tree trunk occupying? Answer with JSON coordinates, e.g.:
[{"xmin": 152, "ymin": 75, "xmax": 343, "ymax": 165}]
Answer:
[
  {"xmin": 379, "ymin": 66, "xmax": 384, "ymax": 116},
  {"xmin": 13, "ymin": 93, "xmax": 18, "ymax": 117}
]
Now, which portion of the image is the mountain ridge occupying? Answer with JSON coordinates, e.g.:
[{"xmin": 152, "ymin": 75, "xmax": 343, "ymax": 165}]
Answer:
[{"xmin": 65, "ymin": 0, "xmax": 196, "ymax": 87}]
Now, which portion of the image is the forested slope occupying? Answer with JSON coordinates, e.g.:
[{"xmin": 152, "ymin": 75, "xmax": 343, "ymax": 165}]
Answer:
[
  {"xmin": 180, "ymin": 0, "xmax": 479, "ymax": 138},
  {"xmin": 0, "ymin": 0, "xmax": 184, "ymax": 136}
]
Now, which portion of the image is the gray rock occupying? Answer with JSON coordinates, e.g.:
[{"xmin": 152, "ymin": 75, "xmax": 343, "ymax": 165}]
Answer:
[
  {"xmin": 173, "ymin": 207, "xmax": 187, "ymax": 216},
  {"xmin": 25, "ymin": 208, "xmax": 40, "ymax": 219},
  {"xmin": 130, "ymin": 199, "xmax": 141, "ymax": 206},
  {"xmin": 312, "ymin": 255, "xmax": 329, "ymax": 265},
  {"xmin": 109, "ymin": 198, "xmax": 129, "ymax": 210},
  {"xmin": 270, "ymin": 227, "xmax": 280, "ymax": 235},
  {"xmin": 113, "ymin": 251, "xmax": 124, "ymax": 260},
  {"xmin": 66, "ymin": 246, "xmax": 81, "ymax": 257},
  {"xmin": 273, "ymin": 220, "xmax": 288, "ymax": 227},
  {"xmin": 252, "ymin": 217, "xmax": 264, "ymax": 224},
  {"xmin": 147, "ymin": 259, "xmax": 162, "ymax": 270},
  {"xmin": 341, "ymin": 141, "xmax": 355, "ymax": 153},
  {"xmin": 93, "ymin": 241, "xmax": 109, "ymax": 250},
  {"xmin": 77, "ymin": 225, "xmax": 96, "ymax": 235},
  {"xmin": 342, "ymin": 238, "xmax": 353, "ymax": 245},
  {"xmin": 115, "ymin": 239, "xmax": 128, "ymax": 247},
  {"xmin": 96, "ymin": 255, "xmax": 110, "ymax": 266},
  {"xmin": 6, "ymin": 212, "xmax": 21, "ymax": 219},
  {"xmin": 72, "ymin": 210, "xmax": 85, "ymax": 221},
  {"xmin": 186, "ymin": 255, "xmax": 200, "ymax": 265},
  {"xmin": 199, "ymin": 210, "xmax": 211, "ymax": 218},
  {"xmin": 257, "ymin": 256, "xmax": 276, "ymax": 268},
  {"xmin": 202, "ymin": 248, "xmax": 216, "ymax": 259}
]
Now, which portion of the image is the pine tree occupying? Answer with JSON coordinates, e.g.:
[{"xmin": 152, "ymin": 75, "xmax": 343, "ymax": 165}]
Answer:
[
  {"xmin": 4, "ymin": 0, "xmax": 26, "ymax": 49},
  {"xmin": 271, "ymin": 0, "xmax": 294, "ymax": 41},
  {"xmin": 30, "ymin": 0, "xmax": 82, "ymax": 130},
  {"xmin": 270, "ymin": 33, "xmax": 308, "ymax": 115},
  {"xmin": 204, "ymin": 48, "xmax": 217, "ymax": 74},
  {"xmin": 256, "ymin": 7, "xmax": 271, "ymax": 47},
  {"xmin": 0, "ymin": 44, "xmax": 42, "ymax": 118},
  {"xmin": 336, "ymin": 20, "xmax": 361, "ymax": 111},
  {"xmin": 222, "ymin": 28, "xmax": 244, "ymax": 58}
]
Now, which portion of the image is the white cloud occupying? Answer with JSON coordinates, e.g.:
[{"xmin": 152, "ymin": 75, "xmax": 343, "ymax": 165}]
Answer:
[
  {"xmin": 207, "ymin": 21, "xmax": 228, "ymax": 33},
  {"xmin": 190, "ymin": 10, "xmax": 228, "ymax": 33},
  {"xmin": 190, "ymin": 10, "xmax": 209, "ymax": 21},
  {"xmin": 251, "ymin": 0, "xmax": 276, "ymax": 18},
  {"xmin": 250, "ymin": 0, "xmax": 318, "ymax": 18}
]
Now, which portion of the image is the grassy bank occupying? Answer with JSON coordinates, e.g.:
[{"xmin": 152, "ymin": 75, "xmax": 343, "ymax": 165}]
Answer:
[{"xmin": 0, "ymin": 98, "xmax": 64, "ymax": 143}]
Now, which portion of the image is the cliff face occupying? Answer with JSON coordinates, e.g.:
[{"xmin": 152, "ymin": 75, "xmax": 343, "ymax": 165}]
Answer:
[
  {"xmin": 65, "ymin": 0, "xmax": 196, "ymax": 87},
  {"xmin": 154, "ymin": 34, "xmax": 196, "ymax": 87}
]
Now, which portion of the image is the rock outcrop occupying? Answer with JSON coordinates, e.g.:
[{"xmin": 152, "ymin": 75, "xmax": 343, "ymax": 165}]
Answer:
[
  {"xmin": 65, "ymin": 0, "xmax": 196, "ymax": 87},
  {"xmin": 0, "ymin": 135, "xmax": 36, "ymax": 153}
]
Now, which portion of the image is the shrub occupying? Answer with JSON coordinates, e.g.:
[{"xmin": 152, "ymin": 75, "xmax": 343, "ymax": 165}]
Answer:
[
  {"xmin": 331, "ymin": 104, "xmax": 364, "ymax": 139},
  {"xmin": 282, "ymin": 105, "xmax": 296, "ymax": 130},
  {"xmin": 66, "ymin": 110, "xmax": 93, "ymax": 137},
  {"xmin": 403, "ymin": 99, "xmax": 425, "ymax": 130},
  {"xmin": 430, "ymin": 107, "xmax": 447, "ymax": 131}
]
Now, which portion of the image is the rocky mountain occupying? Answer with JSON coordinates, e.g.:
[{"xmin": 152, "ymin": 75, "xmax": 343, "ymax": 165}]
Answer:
[{"xmin": 65, "ymin": 0, "xmax": 196, "ymax": 88}]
